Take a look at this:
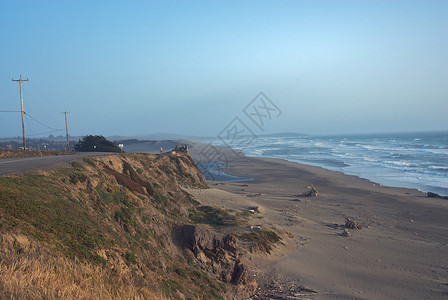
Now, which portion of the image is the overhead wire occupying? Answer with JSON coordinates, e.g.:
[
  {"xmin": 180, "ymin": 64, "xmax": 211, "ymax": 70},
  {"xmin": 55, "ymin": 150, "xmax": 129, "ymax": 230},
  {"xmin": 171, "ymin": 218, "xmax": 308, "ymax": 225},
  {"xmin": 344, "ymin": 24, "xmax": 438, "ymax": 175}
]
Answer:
[
  {"xmin": 22, "ymin": 83, "xmax": 65, "ymax": 131},
  {"xmin": 5, "ymin": 81, "xmax": 68, "ymax": 138},
  {"xmin": 23, "ymin": 112, "xmax": 65, "ymax": 137},
  {"xmin": 25, "ymin": 113, "xmax": 33, "ymax": 135},
  {"xmin": 27, "ymin": 129, "xmax": 65, "ymax": 137},
  {"xmin": 24, "ymin": 112, "xmax": 64, "ymax": 131}
]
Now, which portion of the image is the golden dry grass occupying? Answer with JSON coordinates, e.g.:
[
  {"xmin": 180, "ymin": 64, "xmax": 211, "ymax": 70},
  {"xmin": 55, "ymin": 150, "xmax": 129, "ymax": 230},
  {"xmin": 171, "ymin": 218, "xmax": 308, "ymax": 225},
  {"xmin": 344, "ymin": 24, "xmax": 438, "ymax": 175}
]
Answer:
[
  {"xmin": 0, "ymin": 233, "xmax": 164, "ymax": 300},
  {"xmin": 0, "ymin": 149, "xmax": 73, "ymax": 159}
]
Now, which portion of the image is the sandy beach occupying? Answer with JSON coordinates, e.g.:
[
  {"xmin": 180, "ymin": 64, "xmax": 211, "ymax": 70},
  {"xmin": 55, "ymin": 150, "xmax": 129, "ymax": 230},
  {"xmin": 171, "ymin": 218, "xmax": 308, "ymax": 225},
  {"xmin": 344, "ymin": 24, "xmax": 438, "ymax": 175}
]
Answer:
[{"xmin": 189, "ymin": 146, "xmax": 448, "ymax": 299}]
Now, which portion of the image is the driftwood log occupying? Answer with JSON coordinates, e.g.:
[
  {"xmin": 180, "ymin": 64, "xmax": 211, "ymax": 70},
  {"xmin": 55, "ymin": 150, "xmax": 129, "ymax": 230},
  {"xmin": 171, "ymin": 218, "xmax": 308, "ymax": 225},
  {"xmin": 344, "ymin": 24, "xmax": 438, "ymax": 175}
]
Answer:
[{"xmin": 299, "ymin": 185, "xmax": 319, "ymax": 197}]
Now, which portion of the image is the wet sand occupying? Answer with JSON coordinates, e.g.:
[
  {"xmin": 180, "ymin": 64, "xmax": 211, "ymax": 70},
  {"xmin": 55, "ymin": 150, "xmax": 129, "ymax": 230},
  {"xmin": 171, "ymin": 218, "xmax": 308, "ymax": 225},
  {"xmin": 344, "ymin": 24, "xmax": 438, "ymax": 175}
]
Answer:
[{"xmin": 189, "ymin": 146, "xmax": 448, "ymax": 299}]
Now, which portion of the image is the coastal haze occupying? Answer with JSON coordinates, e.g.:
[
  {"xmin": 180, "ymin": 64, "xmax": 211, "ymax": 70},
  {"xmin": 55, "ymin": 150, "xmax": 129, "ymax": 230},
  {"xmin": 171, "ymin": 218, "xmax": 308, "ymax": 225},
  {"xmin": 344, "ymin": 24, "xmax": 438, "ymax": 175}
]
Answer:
[
  {"xmin": 1, "ymin": 1, "xmax": 448, "ymax": 299},
  {"xmin": 1, "ymin": 0, "xmax": 447, "ymax": 137}
]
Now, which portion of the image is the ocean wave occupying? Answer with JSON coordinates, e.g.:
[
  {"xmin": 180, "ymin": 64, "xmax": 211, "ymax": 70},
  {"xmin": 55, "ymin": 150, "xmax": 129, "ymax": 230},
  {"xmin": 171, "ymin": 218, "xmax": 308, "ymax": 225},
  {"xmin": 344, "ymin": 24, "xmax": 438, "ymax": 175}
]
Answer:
[
  {"xmin": 384, "ymin": 160, "xmax": 412, "ymax": 167},
  {"xmin": 422, "ymin": 148, "xmax": 448, "ymax": 155},
  {"xmin": 288, "ymin": 158, "xmax": 350, "ymax": 168},
  {"xmin": 241, "ymin": 131, "xmax": 448, "ymax": 195},
  {"xmin": 428, "ymin": 165, "xmax": 448, "ymax": 171}
]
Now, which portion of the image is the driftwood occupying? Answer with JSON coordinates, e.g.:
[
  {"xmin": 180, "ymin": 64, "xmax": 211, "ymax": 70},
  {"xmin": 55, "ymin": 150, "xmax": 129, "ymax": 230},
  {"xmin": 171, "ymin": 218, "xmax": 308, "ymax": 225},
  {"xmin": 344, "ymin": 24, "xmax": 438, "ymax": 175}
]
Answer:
[
  {"xmin": 345, "ymin": 218, "xmax": 361, "ymax": 229},
  {"xmin": 298, "ymin": 185, "xmax": 319, "ymax": 197}
]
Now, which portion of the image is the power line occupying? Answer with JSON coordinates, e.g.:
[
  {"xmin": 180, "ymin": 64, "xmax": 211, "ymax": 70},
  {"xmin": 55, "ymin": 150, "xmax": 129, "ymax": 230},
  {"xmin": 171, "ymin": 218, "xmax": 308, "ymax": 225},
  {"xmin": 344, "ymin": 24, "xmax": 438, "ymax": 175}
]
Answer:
[
  {"xmin": 62, "ymin": 111, "xmax": 70, "ymax": 150},
  {"xmin": 12, "ymin": 75, "xmax": 29, "ymax": 149},
  {"xmin": 1, "ymin": 110, "xmax": 67, "ymax": 138},
  {"xmin": 25, "ymin": 114, "xmax": 33, "ymax": 136},
  {"xmin": 27, "ymin": 129, "xmax": 65, "ymax": 137},
  {"xmin": 9, "ymin": 76, "xmax": 69, "ymax": 142},
  {"xmin": 24, "ymin": 112, "xmax": 64, "ymax": 131}
]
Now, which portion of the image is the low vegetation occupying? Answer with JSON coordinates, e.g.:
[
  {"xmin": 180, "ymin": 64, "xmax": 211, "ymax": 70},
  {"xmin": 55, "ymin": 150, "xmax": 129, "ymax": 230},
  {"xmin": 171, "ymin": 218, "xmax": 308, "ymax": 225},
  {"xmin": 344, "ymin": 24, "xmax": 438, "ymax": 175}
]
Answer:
[
  {"xmin": 240, "ymin": 230, "xmax": 282, "ymax": 254},
  {"xmin": 0, "ymin": 151, "xmax": 280, "ymax": 299},
  {"xmin": 189, "ymin": 205, "xmax": 251, "ymax": 227},
  {"xmin": 0, "ymin": 152, "xmax": 226, "ymax": 299}
]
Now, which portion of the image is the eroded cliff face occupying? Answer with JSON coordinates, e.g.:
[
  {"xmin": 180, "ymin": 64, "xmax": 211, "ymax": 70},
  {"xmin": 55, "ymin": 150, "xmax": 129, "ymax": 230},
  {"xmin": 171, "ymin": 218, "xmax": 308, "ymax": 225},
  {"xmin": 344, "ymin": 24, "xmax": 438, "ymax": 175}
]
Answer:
[
  {"xmin": 0, "ymin": 152, "xmax": 253, "ymax": 299},
  {"xmin": 0, "ymin": 151, "xmax": 289, "ymax": 299}
]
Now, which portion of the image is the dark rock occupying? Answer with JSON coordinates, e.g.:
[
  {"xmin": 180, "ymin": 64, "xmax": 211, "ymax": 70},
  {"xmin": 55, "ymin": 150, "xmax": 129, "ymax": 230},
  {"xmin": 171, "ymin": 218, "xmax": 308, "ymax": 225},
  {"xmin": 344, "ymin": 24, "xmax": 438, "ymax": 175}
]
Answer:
[
  {"xmin": 427, "ymin": 192, "xmax": 448, "ymax": 199},
  {"xmin": 223, "ymin": 234, "xmax": 238, "ymax": 254},
  {"xmin": 341, "ymin": 229, "xmax": 351, "ymax": 237},
  {"xmin": 174, "ymin": 144, "xmax": 189, "ymax": 153},
  {"xmin": 180, "ymin": 225, "xmax": 219, "ymax": 254},
  {"xmin": 221, "ymin": 270, "xmax": 233, "ymax": 283},
  {"xmin": 231, "ymin": 259, "xmax": 248, "ymax": 284},
  {"xmin": 179, "ymin": 225, "xmax": 248, "ymax": 285}
]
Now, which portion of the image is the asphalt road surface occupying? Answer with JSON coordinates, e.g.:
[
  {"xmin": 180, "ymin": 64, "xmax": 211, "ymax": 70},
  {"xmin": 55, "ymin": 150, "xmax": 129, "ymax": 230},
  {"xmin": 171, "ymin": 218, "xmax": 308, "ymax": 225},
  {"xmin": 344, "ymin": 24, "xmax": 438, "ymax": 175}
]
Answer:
[{"xmin": 0, "ymin": 152, "xmax": 111, "ymax": 176}]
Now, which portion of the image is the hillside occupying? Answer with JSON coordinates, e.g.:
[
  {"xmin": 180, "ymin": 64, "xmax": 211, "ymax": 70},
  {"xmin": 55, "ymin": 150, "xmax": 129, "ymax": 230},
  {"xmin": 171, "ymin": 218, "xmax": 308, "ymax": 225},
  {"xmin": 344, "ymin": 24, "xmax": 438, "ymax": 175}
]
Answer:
[{"xmin": 0, "ymin": 152, "xmax": 286, "ymax": 299}]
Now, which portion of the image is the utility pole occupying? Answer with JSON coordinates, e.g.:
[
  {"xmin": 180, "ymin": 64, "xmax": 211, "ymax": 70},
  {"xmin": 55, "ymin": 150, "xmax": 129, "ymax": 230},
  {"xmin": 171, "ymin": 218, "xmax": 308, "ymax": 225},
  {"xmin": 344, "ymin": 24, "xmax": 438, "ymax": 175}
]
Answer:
[
  {"xmin": 12, "ymin": 75, "xmax": 29, "ymax": 150},
  {"xmin": 62, "ymin": 111, "xmax": 70, "ymax": 151}
]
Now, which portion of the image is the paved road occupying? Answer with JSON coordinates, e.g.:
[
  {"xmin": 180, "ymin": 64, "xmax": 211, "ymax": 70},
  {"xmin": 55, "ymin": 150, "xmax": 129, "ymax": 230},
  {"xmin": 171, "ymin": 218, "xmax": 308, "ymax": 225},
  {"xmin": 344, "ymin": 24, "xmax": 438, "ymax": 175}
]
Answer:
[{"xmin": 0, "ymin": 152, "xmax": 112, "ymax": 176}]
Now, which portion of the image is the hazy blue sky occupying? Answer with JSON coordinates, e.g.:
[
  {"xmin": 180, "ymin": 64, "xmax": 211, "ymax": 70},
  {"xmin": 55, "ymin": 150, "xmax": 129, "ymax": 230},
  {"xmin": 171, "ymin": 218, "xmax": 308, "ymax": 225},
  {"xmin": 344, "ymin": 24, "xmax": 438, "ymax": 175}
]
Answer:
[{"xmin": 1, "ymin": 0, "xmax": 447, "ymax": 138}]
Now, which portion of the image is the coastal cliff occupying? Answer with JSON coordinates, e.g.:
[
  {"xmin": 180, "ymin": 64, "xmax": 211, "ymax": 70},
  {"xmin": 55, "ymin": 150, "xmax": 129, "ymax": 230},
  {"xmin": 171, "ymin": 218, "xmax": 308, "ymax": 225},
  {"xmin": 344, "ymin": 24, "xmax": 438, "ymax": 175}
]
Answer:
[{"xmin": 0, "ymin": 152, "xmax": 274, "ymax": 299}]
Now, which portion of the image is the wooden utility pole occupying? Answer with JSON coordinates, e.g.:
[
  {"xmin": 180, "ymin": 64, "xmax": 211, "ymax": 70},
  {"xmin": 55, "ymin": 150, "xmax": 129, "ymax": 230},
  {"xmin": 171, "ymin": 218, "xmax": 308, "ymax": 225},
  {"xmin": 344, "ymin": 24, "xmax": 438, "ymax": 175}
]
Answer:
[
  {"xmin": 62, "ymin": 111, "xmax": 70, "ymax": 150},
  {"xmin": 12, "ymin": 75, "xmax": 29, "ymax": 150}
]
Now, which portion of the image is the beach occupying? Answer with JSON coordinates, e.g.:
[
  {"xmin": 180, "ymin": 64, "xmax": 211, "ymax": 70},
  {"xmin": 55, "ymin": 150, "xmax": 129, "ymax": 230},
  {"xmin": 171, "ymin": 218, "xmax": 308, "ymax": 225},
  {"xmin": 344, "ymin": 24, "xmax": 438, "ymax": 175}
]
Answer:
[{"xmin": 189, "ymin": 146, "xmax": 448, "ymax": 299}]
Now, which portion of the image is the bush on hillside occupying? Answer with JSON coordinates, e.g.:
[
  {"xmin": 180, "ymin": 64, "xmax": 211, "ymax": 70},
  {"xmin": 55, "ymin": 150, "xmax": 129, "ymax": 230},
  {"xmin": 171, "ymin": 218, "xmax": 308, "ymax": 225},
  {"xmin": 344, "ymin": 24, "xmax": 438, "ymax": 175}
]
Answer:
[{"xmin": 74, "ymin": 135, "xmax": 122, "ymax": 153}]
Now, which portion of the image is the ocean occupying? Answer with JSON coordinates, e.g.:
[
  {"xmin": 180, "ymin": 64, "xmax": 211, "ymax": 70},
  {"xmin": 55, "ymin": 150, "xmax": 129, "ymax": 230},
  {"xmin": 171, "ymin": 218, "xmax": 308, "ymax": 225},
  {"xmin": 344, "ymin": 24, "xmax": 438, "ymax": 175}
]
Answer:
[{"xmin": 212, "ymin": 131, "xmax": 448, "ymax": 196}]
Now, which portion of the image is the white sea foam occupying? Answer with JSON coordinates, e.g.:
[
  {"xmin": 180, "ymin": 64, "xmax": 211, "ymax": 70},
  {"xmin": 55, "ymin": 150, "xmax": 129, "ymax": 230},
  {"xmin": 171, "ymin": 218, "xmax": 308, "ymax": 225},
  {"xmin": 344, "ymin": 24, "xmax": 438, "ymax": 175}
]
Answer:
[
  {"xmin": 240, "ymin": 132, "xmax": 448, "ymax": 195},
  {"xmin": 429, "ymin": 165, "xmax": 448, "ymax": 170},
  {"xmin": 422, "ymin": 149, "xmax": 448, "ymax": 155},
  {"xmin": 384, "ymin": 160, "xmax": 412, "ymax": 167}
]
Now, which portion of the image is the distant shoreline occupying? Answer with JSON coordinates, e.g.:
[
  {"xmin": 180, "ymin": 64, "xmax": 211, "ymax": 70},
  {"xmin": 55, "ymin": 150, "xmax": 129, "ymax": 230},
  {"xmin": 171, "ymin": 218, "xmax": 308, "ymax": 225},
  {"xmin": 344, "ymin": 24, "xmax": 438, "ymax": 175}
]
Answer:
[
  {"xmin": 190, "ymin": 143, "xmax": 429, "ymax": 196},
  {"xmin": 191, "ymin": 142, "xmax": 446, "ymax": 197},
  {"xmin": 208, "ymin": 131, "xmax": 448, "ymax": 196},
  {"xmin": 242, "ymin": 153, "xmax": 448, "ymax": 196}
]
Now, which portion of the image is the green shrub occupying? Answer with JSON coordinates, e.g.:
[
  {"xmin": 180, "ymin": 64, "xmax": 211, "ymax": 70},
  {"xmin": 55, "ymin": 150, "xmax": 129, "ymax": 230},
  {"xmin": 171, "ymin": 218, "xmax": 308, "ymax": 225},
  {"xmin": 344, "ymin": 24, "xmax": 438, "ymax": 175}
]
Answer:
[
  {"xmin": 69, "ymin": 172, "xmax": 87, "ymax": 184},
  {"xmin": 83, "ymin": 157, "xmax": 96, "ymax": 166},
  {"xmin": 189, "ymin": 206, "xmax": 246, "ymax": 227},
  {"xmin": 112, "ymin": 191, "xmax": 126, "ymax": 204},
  {"xmin": 154, "ymin": 194, "xmax": 167, "ymax": 205},
  {"xmin": 161, "ymin": 279, "xmax": 182, "ymax": 296},
  {"xmin": 125, "ymin": 252, "xmax": 137, "ymax": 264},
  {"xmin": 96, "ymin": 187, "xmax": 113, "ymax": 203},
  {"xmin": 122, "ymin": 160, "xmax": 140, "ymax": 182},
  {"xmin": 173, "ymin": 267, "xmax": 187, "ymax": 278},
  {"xmin": 114, "ymin": 207, "xmax": 136, "ymax": 227},
  {"xmin": 70, "ymin": 161, "xmax": 84, "ymax": 170}
]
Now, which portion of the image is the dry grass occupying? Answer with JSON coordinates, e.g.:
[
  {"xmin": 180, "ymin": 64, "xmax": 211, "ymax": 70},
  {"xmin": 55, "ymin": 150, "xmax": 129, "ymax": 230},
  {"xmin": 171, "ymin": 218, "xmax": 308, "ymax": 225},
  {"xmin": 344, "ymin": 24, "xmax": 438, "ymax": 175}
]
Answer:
[
  {"xmin": 0, "ymin": 153, "xmax": 220, "ymax": 299},
  {"xmin": 0, "ymin": 149, "xmax": 73, "ymax": 159},
  {"xmin": 0, "ymin": 233, "xmax": 164, "ymax": 300}
]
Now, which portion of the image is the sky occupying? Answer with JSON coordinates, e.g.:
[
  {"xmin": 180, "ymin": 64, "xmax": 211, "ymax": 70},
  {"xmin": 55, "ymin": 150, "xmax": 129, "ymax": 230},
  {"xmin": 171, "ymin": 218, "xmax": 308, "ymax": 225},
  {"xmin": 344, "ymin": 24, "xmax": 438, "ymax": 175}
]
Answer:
[{"xmin": 0, "ymin": 0, "xmax": 447, "ymax": 138}]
